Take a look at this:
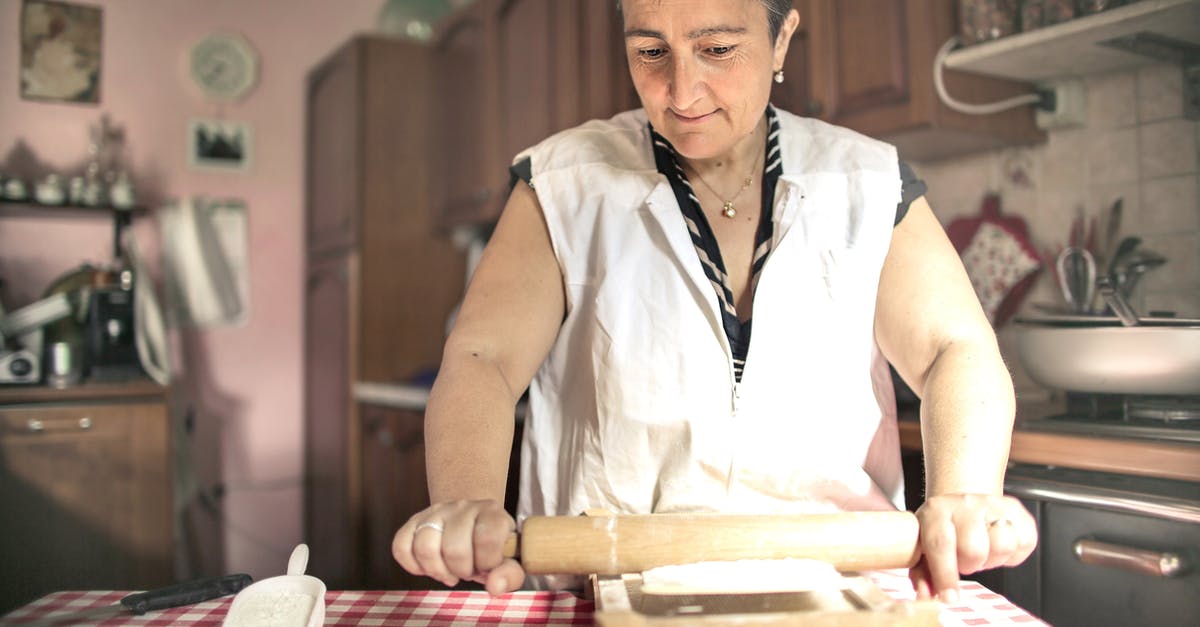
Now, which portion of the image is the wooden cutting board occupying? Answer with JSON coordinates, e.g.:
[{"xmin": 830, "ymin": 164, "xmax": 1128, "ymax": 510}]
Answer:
[{"xmin": 591, "ymin": 572, "xmax": 940, "ymax": 626}]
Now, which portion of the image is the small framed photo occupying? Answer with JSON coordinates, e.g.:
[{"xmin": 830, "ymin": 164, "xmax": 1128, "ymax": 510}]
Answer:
[
  {"xmin": 20, "ymin": 0, "xmax": 103, "ymax": 103},
  {"xmin": 188, "ymin": 118, "xmax": 253, "ymax": 172}
]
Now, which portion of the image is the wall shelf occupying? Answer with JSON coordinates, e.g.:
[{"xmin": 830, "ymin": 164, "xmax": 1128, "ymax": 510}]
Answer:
[
  {"xmin": 944, "ymin": 0, "xmax": 1200, "ymax": 83},
  {"xmin": 0, "ymin": 199, "xmax": 148, "ymax": 258}
]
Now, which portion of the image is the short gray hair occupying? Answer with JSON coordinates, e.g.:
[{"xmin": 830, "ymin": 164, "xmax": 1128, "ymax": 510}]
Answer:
[{"xmin": 617, "ymin": 0, "xmax": 794, "ymax": 43}]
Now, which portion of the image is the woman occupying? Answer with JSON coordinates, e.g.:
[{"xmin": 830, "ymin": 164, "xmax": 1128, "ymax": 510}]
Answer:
[{"xmin": 393, "ymin": 0, "xmax": 1036, "ymax": 603}]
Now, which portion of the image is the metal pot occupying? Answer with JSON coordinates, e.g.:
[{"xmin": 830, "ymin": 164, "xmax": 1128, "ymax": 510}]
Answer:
[{"xmin": 1014, "ymin": 318, "xmax": 1200, "ymax": 395}]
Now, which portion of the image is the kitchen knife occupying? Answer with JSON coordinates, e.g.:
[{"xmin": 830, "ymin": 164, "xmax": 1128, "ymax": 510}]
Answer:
[
  {"xmin": 501, "ymin": 511, "xmax": 920, "ymax": 575},
  {"xmin": 7, "ymin": 573, "xmax": 252, "ymax": 626}
]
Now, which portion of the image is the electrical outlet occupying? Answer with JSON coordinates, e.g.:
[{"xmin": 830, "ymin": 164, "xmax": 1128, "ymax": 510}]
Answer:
[{"xmin": 1035, "ymin": 79, "xmax": 1087, "ymax": 130}]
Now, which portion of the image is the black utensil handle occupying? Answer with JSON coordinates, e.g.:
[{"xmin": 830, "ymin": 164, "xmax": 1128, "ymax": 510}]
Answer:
[{"xmin": 120, "ymin": 573, "xmax": 253, "ymax": 614}]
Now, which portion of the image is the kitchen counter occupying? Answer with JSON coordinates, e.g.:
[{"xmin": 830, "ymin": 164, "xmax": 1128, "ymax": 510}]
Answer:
[
  {"xmin": 898, "ymin": 399, "xmax": 1200, "ymax": 484},
  {"xmin": 0, "ymin": 379, "xmax": 166, "ymax": 404},
  {"xmin": 355, "ymin": 380, "xmax": 528, "ymax": 423},
  {"xmin": 2, "ymin": 571, "xmax": 1042, "ymax": 625}
]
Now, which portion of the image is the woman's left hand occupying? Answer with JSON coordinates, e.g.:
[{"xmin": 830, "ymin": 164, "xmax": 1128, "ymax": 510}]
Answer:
[{"xmin": 910, "ymin": 493, "xmax": 1038, "ymax": 603}]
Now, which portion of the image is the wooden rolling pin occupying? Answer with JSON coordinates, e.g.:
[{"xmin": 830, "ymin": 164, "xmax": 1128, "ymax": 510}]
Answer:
[{"xmin": 501, "ymin": 511, "xmax": 920, "ymax": 575}]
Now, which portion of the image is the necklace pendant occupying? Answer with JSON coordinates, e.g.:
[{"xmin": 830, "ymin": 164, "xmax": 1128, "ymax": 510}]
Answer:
[{"xmin": 722, "ymin": 202, "xmax": 737, "ymax": 218}]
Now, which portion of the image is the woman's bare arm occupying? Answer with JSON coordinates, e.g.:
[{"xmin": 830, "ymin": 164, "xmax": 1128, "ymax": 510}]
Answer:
[
  {"xmin": 394, "ymin": 181, "xmax": 564, "ymax": 593},
  {"xmin": 874, "ymin": 196, "xmax": 1036, "ymax": 602}
]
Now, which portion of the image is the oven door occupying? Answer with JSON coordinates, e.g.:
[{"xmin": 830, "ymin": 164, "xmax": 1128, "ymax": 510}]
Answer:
[{"xmin": 1003, "ymin": 465, "xmax": 1200, "ymax": 627}]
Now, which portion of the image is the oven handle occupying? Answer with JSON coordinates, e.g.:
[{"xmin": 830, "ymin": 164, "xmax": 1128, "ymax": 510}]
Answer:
[{"xmin": 1074, "ymin": 538, "xmax": 1187, "ymax": 578}]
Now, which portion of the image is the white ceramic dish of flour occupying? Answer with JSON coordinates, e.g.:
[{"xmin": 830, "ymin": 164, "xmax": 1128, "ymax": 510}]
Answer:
[{"xmin": 223, "ymin": 544, "xmax": 326, "ymax": 627}]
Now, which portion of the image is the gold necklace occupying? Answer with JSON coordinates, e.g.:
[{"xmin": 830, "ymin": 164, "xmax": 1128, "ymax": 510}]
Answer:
[{"xmin": 687, "ymin": 151, "xmax": 761, "ymax": 219}]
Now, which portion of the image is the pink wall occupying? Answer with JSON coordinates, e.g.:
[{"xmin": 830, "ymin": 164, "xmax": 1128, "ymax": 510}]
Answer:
[{"xmin": 0, "ymin": 0, "xmax": 385, "ymax": 578}]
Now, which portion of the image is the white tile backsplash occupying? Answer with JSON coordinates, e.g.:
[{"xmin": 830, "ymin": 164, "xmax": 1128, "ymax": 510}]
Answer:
[
  {"xmin": 1086, "ymin": 127, "xmax": 1140, "ymax": 184},
  {"xmin": 1144, "ymin": 290, "xmax": 1200, "ymax": 318},
  {"xmin": 1138, "ymin": 234, "xmax": 1200, "ymax": 292},
  {"xmin": 1139, "ymin": 118, "xmax": 1199, "ymax": 179},
  {"xmin": 1038, "ymin": 128, "xmax": 1087, "ymax": 191},
  {"xmin": 913, "ymin": 63, "xmax": 1200, "ymax": 392},
  {"xmin": 1140, "ymin": 175, "xmax": 1200, "ymax": 235},
  {"xmin": 1086, "ymin": 71, "xmax": 1138, "ymax": 129},
  {"xmin": 1137, "ymin": 64, "xmax": 1184, "ymax": 123}
]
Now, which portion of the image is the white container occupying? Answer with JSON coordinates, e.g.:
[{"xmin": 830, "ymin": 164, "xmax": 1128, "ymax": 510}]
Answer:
[
  {"xmin": 223, "ymin": 544, "xmax": 326, "ymax": 627},
  {"xmin": 1014, "ymin": 321, "xmax": 1200, "ymax": 395}
]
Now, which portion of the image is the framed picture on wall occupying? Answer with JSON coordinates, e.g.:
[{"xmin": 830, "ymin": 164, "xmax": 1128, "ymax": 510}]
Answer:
[
  {"xmin": 20, "ymin": 0, "xmax": 103, "ymax": 103},
  {"xmin": 188, "ymin": 118, "xmax": 253, "ymax": 172}
]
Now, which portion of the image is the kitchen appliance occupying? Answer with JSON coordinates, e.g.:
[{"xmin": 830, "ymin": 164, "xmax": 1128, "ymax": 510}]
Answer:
[
  {"xmin": 1021, "ymin": 392, "xmax": 1200, "ymax": 445},
  {"xmin": 0, "ymin": 293, "xmax": 73, "ymax": 385},
  {"xmin": 85, "ymin": 274, "xmax": 144, "ymax": 382},
  {"xmin": 1013, "ymin": 315, "xmax": 1200, "ymax": 443},
  {"xmin": 998, "ymin": 464, "xmax": 1200, "ymax": 627},
  {"xmin": 1002, "ymin": 312, "xmax": 1200, "ymax": 626}
]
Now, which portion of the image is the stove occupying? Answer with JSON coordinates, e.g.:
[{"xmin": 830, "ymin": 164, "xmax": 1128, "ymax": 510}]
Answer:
[{"xmin": 1021, "ymin": 393, "xmax": 1200, "ymax": 444}]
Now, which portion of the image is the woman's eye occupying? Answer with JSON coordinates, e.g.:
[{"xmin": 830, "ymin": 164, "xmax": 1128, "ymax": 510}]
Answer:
[
  {"xmin": 638, "ymin": 48, "xmax": 666, "ymax": 60},
  {"xmin": 707, "ymin": 45, "xmax": 734, "ymax": 57}
]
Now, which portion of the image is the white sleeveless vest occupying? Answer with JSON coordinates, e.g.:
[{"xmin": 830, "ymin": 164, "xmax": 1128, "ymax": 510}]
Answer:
[{"xmin": 515, "ymin": 108, "xmax": 904, "ymax": 527}]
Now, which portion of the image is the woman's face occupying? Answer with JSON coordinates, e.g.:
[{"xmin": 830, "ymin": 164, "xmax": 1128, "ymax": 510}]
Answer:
[{"xmin": 622, "ymin": 0, "xmax": 796, "ymax": 161}]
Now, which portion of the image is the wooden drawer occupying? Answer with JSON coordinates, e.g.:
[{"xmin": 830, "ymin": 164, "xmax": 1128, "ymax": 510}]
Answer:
[{"xmin": 0, "ymin": 401, "xmax": 172, "ymax": 613}]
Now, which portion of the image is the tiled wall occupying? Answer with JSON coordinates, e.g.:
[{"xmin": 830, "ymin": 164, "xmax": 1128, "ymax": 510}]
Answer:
[{"xmin": 912, "ymin": 62, "xmax": 1199, "ymax": 396}]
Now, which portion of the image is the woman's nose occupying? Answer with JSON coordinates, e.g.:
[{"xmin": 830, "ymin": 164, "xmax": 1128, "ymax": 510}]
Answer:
[{"xmin": 668, "ymin": 56, "xmax": 702, "ymax": 110}]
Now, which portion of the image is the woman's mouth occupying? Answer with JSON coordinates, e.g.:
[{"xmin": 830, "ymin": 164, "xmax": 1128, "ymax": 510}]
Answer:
[{"xmin": 672, "ymin": 110, "xmax": 717, "ymax": 124}]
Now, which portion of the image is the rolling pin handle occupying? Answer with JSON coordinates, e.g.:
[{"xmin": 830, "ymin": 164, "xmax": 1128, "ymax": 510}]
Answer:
[{"xmin": 503, "ymin": 531, "xmax": 520, "ymax": 559}]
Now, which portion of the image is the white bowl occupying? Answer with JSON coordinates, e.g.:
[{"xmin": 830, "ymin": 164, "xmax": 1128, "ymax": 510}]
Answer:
[
  {"xmin": 1014, "ymin": 322, "xmax": 1200, "ymax": 395},
  {"xmin": 223, "ymin": 545, "xmax": 326, "ymax": 627}
]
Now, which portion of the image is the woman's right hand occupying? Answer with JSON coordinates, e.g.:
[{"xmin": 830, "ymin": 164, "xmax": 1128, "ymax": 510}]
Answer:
[{"xmin": 392, "ymin": 499, "xmax": 525, "ymax": 595}]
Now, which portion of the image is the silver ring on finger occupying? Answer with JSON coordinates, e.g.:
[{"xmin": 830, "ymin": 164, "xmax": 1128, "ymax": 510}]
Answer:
[
  {"xmin": 986, "ymin": 517, "xmax": 1013, "ymax": 529},
  {"xmin": 416, "ymin": 521, "xmax": 445, "ymax": 534}
]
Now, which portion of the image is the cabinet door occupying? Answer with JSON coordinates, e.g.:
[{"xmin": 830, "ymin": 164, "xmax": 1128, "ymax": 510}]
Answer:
[
  {"xmin": 579, "ymin": 0, "xmax": 640, "ymax": 122},
  {"xmin": 774, "ymin": 0, "xmax": 826, "ymax": 119},
  {"xmin": 804, "ymin": 0, "xmax": 912, "ymax": 128},
  {"xmin": 0, "ymin": 402, "xmax": 172, "ymax": 613},
  {"xmin": 303, "ymin": 252, "xmax": 360, "ymax": 588},
  {"xmin": 431, "ymin": 0, "xmax": 637, "ymax": 230},
  {"xmin": 360, "ymin": 404, "xmax": 436, "ymax": 589},
  {"xmin": 494, "ymin": 0, "xmax": 556, "ymax": 170},
  {"xmin": 360, "ymin": 404, "xmax": 525, "ymax": 590},
  {"xmin": 431, "ymin": 2, "xmax": 502, "ymax": 229},
  {"xmin": 306, "ymin": 42, "xmax": 361, "ymax": 254},
  {"xmin": 776, "ymin": 0, "xmax": 1043, "ymax": 161}
]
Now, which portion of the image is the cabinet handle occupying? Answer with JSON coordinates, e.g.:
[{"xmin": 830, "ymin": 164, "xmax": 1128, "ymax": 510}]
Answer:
[
  {"xmin": 25, "ymin": 417, "xmax": 93, "ymax": 433},
  {"xmin": 1074, "ymin": 538, "xmax": 1186, "ymax": 578}
]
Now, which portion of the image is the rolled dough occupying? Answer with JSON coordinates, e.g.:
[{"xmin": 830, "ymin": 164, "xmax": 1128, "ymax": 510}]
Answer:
[{"xmin": 639, "ymin": 558, "xmax": 844, "ymax": 595}]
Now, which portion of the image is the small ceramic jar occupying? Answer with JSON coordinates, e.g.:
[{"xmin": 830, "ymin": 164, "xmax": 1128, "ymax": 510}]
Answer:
[
  {"xmin": 1077, "ymin": 0, "xmax": 1126, "ymax": 15},
  {"xmin": 68, "ymin": 176, "xmax": 86, "ymax": 204},
  {"xmin": 35, "ymin": 174, "xmax": 66, "ymax": 205},
  {"xmin": 3, "ymin": 176, "xmax": 28, "ymax": 201},
  {"xmin": 108, "ymin": 171, "xmax": 136, "ymax": 209},
  {"xmin": 1021, "ymin": 0, "xmax": 1076, "ymax": 31},
  {"xmin": 959, "ymin": 0, "xmax": 1020, "ymax": 45}
]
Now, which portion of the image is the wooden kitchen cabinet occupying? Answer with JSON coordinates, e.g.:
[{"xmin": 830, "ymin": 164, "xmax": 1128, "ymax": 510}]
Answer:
[
  {"xmin": 359, "ymin": 404, "xmax": 430, "ymax": 590},
  {"xmin": 359, "ymin": 402, "xmax": 525, "ymax": 590},
  {"xmin": 0, "ymin": 381, "xmax": 172, "ymax": 614},
  {"xmin": 776, "ymin": 0, "xmax": 1045, "ymax": 161},
  {"xmin": 430, "ymin": 0, "xmax": 636, "ymax": 229},
  {"xmin": 303, "ymin": 36, "xmax": 467, "ymax": 589}
]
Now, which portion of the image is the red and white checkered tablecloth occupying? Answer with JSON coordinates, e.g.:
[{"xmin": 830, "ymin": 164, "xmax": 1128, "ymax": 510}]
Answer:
[
  {"xmin": 2, "ymin": 574, "xmax": 1044, "ymax": 625},
  {"xmin": 867, "ymin": 571, "xmax": 1047, "ymax": 626}
]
